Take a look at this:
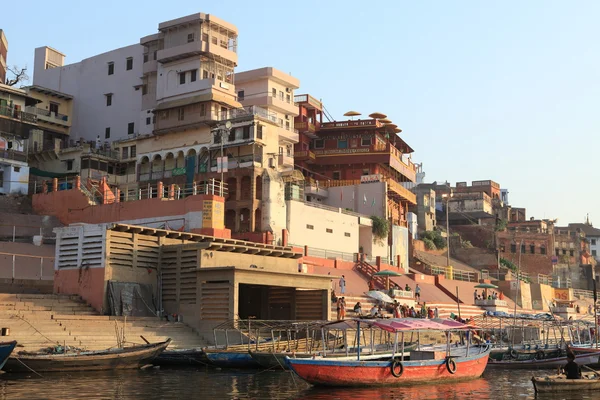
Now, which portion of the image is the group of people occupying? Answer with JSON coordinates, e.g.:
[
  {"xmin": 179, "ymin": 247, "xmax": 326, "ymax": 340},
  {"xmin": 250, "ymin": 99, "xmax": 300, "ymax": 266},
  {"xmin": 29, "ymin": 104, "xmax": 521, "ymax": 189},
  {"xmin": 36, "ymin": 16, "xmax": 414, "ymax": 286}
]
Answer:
[{"xmin": 474, "ymin": 289, "xmax": 503, "ymax": 301}]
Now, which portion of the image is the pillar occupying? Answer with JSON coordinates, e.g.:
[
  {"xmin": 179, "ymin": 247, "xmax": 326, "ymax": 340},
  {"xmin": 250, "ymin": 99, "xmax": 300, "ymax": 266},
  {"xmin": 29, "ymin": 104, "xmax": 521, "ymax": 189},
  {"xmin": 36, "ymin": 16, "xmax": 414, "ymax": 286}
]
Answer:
[
  {"xmin": 376, "ymin": 256, "xmax": 381, "ymax": 271},
  {"xmin": 75, "ymin": 176, "xmax": 81, "ymax": 189},
  {"xmin": 304, "ymin": 245, "xmax": 309, "ymax": 257},
  {"xmin": 282, "ymin": 229, "xmax": 289, "ymax": 247},
  {"xmin": 157, "ymin": 182, "xmax": 164, "ymax": 199},
  {"xmin": 169, "ymin": 184, "xmax": 175, "ymax": 200},
  {"xmin": 115, "ymin": 189, "xmax": 121, "ymax": 203},
  {"xmin": 52, "ymin": 178, "xmax": 58, "ymax": 192}
]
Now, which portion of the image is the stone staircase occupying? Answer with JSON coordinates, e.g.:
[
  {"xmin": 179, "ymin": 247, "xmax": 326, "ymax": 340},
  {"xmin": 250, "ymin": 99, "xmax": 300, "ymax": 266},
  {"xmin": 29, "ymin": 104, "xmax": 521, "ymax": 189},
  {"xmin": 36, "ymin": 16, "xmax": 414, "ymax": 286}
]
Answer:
[
  {"xmin": 426, "ymin": 303, "xmax": 485, "ymax": 319},
  {"xmin": 0, "ymin": 293, "xmax": 208, "ymax": 351}
]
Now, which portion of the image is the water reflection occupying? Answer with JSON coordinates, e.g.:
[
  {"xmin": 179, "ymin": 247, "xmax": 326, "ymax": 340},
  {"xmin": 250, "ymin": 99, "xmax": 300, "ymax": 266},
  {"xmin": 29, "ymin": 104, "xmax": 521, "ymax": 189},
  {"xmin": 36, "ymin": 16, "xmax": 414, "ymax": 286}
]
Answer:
[{"xmin": 0, "ymin": 367, "xmax": 596, "ymax": 399}]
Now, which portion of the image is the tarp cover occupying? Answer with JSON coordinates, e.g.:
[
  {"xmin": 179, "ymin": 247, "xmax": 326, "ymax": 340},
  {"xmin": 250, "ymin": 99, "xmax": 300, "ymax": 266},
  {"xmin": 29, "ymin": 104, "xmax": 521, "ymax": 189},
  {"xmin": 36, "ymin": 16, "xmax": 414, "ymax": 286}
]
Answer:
[{"xmin": 107, "ymin": 281, "xmax": 157, "ymax": 317}]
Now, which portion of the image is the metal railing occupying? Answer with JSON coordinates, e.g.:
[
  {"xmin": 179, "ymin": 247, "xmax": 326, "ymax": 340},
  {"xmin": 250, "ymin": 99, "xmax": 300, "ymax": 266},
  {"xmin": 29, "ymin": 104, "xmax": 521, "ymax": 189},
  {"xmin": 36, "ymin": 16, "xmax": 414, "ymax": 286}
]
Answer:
[
  {"xmin": 0, "ymin": 149, "xmax": 27, "ymax": 162},
  {"xmin": 573, "ymin": 289, "xmax": 594, "ymax": 299},
  {"xmin": 0, "ymin": 251, "xmax": 54, "ymax": 281},
  {"xmin": 424, "ymin": 265, "xmax": 478, "ymax": 282},
  {"xmin": 0, "ymin": 105, "xmax": 38, "ymax": 124},
  {"xmin": 305, "ymin": 246, "xmax": 356, "ymax": 262},
  {"xmin": 0, "ymin": 224, "xmax": 45, "ymax": 243}
]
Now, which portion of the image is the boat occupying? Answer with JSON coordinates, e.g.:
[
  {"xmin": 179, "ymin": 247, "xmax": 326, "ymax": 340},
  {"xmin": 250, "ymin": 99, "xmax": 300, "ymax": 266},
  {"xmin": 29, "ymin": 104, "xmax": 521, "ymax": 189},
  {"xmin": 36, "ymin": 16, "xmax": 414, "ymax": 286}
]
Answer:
[
  {"xmin": 487, "ymin": 351, "xmax": 600, "ymax": 369},
  {"xmin": 0, "ymin": 341, "xmax": 17, "ymax": 370},
  {"xmin": 3, "ymin": 339, "xmax": 171, "ymax": 373},
  {"xmin": 203, "ymin": 349, "xmax": 261, "ymax": 369},
  {"xmin": 489, "ymin": 346, "xmax": 564, "ymax": 361},
  {"xmin": 286, "ymin": 318, "xmax": 491, "ymax": 387},
  {"xmin": 532, "ymin": 373, "xmax": 600, "ymax": 393},
  {"xmin": 154, "ymin": 348, "xmax": 210, "ymax": 366}
]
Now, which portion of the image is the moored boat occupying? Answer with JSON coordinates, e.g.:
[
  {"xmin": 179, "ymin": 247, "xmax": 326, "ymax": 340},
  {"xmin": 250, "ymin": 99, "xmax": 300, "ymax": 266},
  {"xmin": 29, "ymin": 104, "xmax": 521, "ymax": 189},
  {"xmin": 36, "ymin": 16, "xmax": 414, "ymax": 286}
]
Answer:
[
  {"xmin": 0, "ymin": 341, "xmax": 17, "ymax": 370},
  {"xmin": 487, "ymin": 351, "xmax": 600, "ymax": 369},
  {"xmin": 3, "ymin": 339, "xmax": 170, "ymax": 373},
  {"xmin": 286, "ymin": 318, "xmax": 490, "ymax": 387},
  {"xmin": 532, "ymin": 373, "xmax": 600, "ymax": 393},
  {"xmin": 203, "ymin": 349, "xmax": 261, "ymax": 369},
  {"xmin": 154, "ymin": 348, "xmax": 209, "ymax": 366}
]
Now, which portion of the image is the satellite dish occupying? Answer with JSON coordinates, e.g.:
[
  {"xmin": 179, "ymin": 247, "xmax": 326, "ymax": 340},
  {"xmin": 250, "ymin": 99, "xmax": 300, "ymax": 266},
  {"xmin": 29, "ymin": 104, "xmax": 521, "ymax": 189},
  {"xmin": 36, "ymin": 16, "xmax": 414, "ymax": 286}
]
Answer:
[{"xmin": 225, "ymin": 121, "xmax": 232, "ymax": 129}]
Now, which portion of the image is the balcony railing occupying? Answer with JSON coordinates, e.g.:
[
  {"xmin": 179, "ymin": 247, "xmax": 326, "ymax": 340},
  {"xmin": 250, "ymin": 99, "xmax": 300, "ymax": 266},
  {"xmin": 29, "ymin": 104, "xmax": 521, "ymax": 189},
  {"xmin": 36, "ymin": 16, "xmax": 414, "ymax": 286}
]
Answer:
[
  {"xmin": 321, "ymin": 119, "xmax": 382, "ymax": 129},
  {"xmin": 0, "ymin": 106, "xmax": 37, "ymax": 124},
  {"xmin": 295, "ymin": 121, "xmax": 317, "ymax": 133},
  {"xmin": 294, "ymin": 150, "xmax": 316, "ymax": 161},
  {"xmin": 0, "ymin": 149, "xmax": 27, "ymax": 162},
  {"xmin": 293, "ymin": 94, "xmax": 323, "ymax": 110},
  {"xmin": 312, "ymin": 177, "xmax": 416, "ymax": 204},
  {"xmin": 278, "ymin": 153, "xmax": 294, "ymax": 166},
  {"xmin": 25, "ymin": 106, "xmax": 69, "ymax": 124}
]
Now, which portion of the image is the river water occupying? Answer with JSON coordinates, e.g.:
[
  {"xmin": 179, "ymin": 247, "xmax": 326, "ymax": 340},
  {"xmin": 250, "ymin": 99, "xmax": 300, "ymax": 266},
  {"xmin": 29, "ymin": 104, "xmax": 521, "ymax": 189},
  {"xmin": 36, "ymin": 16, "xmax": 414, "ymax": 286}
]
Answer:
[{"xmin": 0, "ymin": 367, "xmax": 595, "ymax": 399}]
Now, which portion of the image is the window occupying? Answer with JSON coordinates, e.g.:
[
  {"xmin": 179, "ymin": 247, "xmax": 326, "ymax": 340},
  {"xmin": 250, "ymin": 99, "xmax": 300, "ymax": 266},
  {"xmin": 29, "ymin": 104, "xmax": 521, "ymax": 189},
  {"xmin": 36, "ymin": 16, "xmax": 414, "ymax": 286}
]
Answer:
[
  {"xmin": 285, "ymin": 121, "xmax": 290, "ymax": 130},
  {"xmin": 152, "ymin": 115, "xmax": 156, "ymax": 124},
  {"xmin": 344, "ymin": 232, "xmax": 351, "ymax": 237},
  {"xmin": 130, "ymin": 145, "xmax": 136, "ymax": 157},
  {"xmin": 326, "ymin": 228, "xmax": 333, "ymax": 233},
  {"xmin": 593, "ymin": 250, "xmax": 597, "ymax": 256},
  {"xmin": 199, "ymin": 104, "xmax": 206, "ymax": 116},
  {"xmin": 530, "ymin": 245, "xmax": 535, "ymax": 254},
  {"xmin": 127, "ymin": 122, "xmax": 135, "ymax": 135},
  {"xmin": 187, "ymin": 33, "xmax": 195, "ymax": 43},
  {"xmin": 540, "ymin": 246, "xmax": 546, "ymax": 255},
  {"xmin": 257, "ymin": 124, "xmax": 263, "ymax": 139},
  {"xmin": 286, "ymin": 94, "xmax": 291, "ymax": 103},
  {"xmin": 361, "ymin": 136, "xmax": 371, "ymax": 146},
  {"xmin": 242, "ymin": 126, "xmax": 250, "ymax": 139},
  {"xmin": 521, "ymin": 244, "xmax": 526, "ymax": 253},
  {"xmin": 555, "ymin": 249, "xmax": 560, "ymax": 256},
  {"xmin": 237, "ymin": 90, "xmax": 245, "ymax": 100},
  {"xmin": 106, "ymin": 94, "xmax": 112, "ymax": 107},
  {"xmin": 13, "ymin": 166, "xmax": 20, "ymax": 173},
  {"xmin": 179, "ymin": 73, "xmax": 186, "ymax": 85},
  {"xmin": 177, "ymin": 108, "xmax": 185, "ymax": 121},
  {"xmin": 569, "ymin": 250, "xmax": 574, "ymax": 256},
  {"xmin": 228, "ymin": 129, "xmax": 237, "ymax": 142},
  {"xmin": 272, "ymin": 88, "xmax": 277, "ymax": 97},
  {"xmin": 203, "ymin": 70, "xmax": 209, "ymax": 79},
  {"xmin": 314, "ymin": 139, "xmax": 324, "ymax": 149},
  {"xmin": 306, "ymin": 224, "xmax": 314, "ymax": 230},
  {"xmin": 66, "ymin": 160, "xmax": 73, "ymax": 171},
  {"xmin": 332, "ymin": 171, "xmax": 341, "ymax": 180},
  {"xmin": 278, "ymin": 118, "xmax": 284, "ymax": 127},
  {"xmin": 338, "ymin": 139, "xmax": 348, "ymax": 149},
  {"xmin": 105, "ymin": 127, "xmax": 110, "ymax": 139},
  {"xmin": 190, "ymin": 70, "xmax": 197, "ymax": 82},
  {"xmin": 81, "ymin": 159, "xmax": 90, "ymax": 169},
  {"xmin": 592, "ymin": 239, "xmax": 597, "ymax": 245},
  {"xmin": 126, "ymin": 57, "xmax": 133, "ymax": 71},
  {"xmin": 153, "ymin": 51, "xmax": 157, "ymax": 60},
  {"xmin": 562, "ymin": 249, "xmax": 567, "ymax": 255},
  {"xmin": 108, "ymin": 62, "xmax": 114, "ymax": 75},
  {"xmin": 143, "ymin": 54, "xmax": 148, "ymax": 63},
  {"xmin": 142, "ymin": 85, "xmax": 148, "ymax": 95},
  {"xmin": 121, "ymin": 147, "xmax": 129, "ymax": 159},
  {"xmin": 279, "ymin": 91, "xmax": 284, "ymax": 101},
  {"xmin": 510, "ymin": 244, "xmax": 516, "ymax": 253},
  {"xmin": 146, "ymin": 117, "xmax": 151, "ymax": 125},
  {"xmin": 49, "ymin": 102, "xmax": 59, "ymax": 115}
]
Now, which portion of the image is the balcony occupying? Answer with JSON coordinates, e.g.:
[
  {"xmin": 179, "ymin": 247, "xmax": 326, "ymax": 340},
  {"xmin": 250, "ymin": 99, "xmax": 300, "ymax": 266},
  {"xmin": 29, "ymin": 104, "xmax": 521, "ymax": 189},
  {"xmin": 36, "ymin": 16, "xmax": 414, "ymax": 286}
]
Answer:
[
  {"xmin": 0, "ymin": 106, "xmax": 37, "ymax": 125},
  {"xmin": 294, "ymin": 150, "xmax": 315, "ymax": 163},
  {"xmin": 295, "ymin": 121, "xmax": 320, "ymax": 138},
  {"xmin": 321, "ymin": 119, "xmax": 382, "ymax": 130},
  {"xmin": 293, "ymin": 94, "xmax": 323, "ymax": 111},
  {"xmin": 156, "ymin": 40, "xmax": 237, "ymax": 66},
  {"xmin": 142, "ymin": 59, "xmax": 158, "ymax": 75},
  {"xmin": 278, "ymin": 153, "xmax": 294, "ymax": 167},
  {"xmin": 278, "ymin": 126, "xmax": 299, "ymax": 143},
  {"xmin": 0, "ymin": 149, "xmax": 27, "ymax": 163},
  {"xmin": 25, "ymin": 107, "xmax": 70, "ymax": 127},
  {"xmin": 314, "ymin": 177, "xmax": 416, "ymax": 205}
]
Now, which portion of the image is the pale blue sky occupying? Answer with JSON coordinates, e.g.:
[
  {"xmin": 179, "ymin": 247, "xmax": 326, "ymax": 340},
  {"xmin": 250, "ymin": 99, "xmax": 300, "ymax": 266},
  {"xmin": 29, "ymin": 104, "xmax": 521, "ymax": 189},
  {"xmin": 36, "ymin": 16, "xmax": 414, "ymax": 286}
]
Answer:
[{"xmin": 4, "ymin": 1, "xmax": 599, "ymax": 224}]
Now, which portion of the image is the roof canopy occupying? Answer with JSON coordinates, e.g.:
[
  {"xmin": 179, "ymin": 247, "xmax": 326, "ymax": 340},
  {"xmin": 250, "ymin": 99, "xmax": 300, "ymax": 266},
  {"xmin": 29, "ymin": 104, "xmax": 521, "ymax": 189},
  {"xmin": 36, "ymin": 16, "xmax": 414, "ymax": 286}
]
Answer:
[{"xmin": 323, "ymin": 318, "xmax": 474, "ymax": 332}]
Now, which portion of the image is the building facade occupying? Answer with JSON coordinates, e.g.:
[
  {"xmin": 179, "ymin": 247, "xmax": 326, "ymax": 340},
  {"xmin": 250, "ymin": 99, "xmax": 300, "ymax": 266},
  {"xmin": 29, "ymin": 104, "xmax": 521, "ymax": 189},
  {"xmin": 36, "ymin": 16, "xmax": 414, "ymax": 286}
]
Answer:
[{"xmin": 0, "ymin": 30, "xmax": 7, "ymax": 84}]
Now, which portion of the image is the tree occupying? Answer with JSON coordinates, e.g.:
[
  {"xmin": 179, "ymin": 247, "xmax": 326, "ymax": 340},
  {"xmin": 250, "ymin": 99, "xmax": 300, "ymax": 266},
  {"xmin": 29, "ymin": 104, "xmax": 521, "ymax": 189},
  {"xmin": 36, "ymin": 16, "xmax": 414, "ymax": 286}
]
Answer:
[
  {"xmin": 422, "ymin": 230, "xmax": 446, "ymax": 249},
  {"xmin": 371, "ymin": 216, "xmax": 389, "ymax": 244},
  {"xmin": 5, "ymin": 66, "xmax": 29, "ymax": 86}
]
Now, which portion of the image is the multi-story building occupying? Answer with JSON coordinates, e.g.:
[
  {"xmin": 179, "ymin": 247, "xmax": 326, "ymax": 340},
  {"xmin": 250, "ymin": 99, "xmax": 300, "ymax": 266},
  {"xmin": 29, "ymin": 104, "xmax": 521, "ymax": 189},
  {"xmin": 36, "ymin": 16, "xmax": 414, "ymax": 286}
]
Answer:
[
  {"xmin": 0, "ymin": 30, "xmax": 7, "ymax": 84},
  {"xmin": 569, "ymin": 219, "xmax": 600, "ymax": 261},
  {"xmin": 0, "ymin": 83, "xmax": 38, "ymax": 194}
]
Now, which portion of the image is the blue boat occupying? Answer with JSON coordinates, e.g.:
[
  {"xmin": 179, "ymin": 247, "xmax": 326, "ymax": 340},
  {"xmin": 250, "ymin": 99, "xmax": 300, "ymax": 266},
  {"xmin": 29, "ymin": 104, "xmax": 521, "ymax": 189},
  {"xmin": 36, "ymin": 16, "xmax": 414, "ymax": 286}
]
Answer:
[
  {"xmin": 0, "ymin": 341, "xmax": 17, "ymax": 370},
  {"xmin": 203, "ymin": 349, "xmax": 260, "ymax": 368}
]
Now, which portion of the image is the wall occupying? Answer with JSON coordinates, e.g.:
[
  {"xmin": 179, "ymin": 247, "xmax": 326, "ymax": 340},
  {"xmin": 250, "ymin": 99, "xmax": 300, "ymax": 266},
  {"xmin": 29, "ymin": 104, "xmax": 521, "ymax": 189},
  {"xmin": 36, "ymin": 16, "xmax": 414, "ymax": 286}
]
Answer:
[
  {"xmin": 391, "ymin": 225, "xmax": 410, "ymax": 272},
  {"xmin": 451, "ymin": 247, "xmax": 497, "ymax": 269},
  {"xmin": 451, "ymin": 225, "xmax": 494, "ymax": 248},
  {"xmin": 286, "ymin": 200, "xmax": 358, "ymax": 253},
  {"xmin": 0, "ymin": 163, "xmax": 29, "ymax": 194},
  {"xmin": 262, "ymin": 169, "xmax": 286, "ymax": 244},
  {"xmin": 324, "ymin": 182, "xmax": 387, "ymax": 218},
  {"xmin": 33, "ymin": 45, "xmax": 143, "ymax": 142},
  {"xmin": 0, "ymin": 242, "xmax": 54, "ymax": 280},
  {"xmin": 32, "ymin": 186, "xmax": 227, "ymax": 235},
  {"xmin": 529, "ymin": 283, "xmax": 553, "ymax": 311}
]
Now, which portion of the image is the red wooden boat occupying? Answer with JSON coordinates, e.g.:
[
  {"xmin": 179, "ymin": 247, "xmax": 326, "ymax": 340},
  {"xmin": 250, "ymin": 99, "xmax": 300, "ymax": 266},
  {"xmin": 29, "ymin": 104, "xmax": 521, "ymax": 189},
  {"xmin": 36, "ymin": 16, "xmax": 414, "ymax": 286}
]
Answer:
[{"xmin": 286, "ymin": 318, "xmax": 491, "ymax": 387}]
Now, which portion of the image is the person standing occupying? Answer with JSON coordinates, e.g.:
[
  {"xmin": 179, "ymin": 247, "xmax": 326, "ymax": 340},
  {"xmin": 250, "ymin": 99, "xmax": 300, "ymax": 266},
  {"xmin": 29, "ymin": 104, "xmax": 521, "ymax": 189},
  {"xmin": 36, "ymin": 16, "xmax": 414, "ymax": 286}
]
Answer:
[
  {"xmin": 434, "ymin": 307, "xmax": 439, "ymax": 319},
  {"xmin": 339, "ymin": 275, "xmax": 346, "ymax": 294},
  {"xmin": 415, "ymin": 284, "xmax": 421, "ymax": 301},
  {"xmin": 340, "ymin": 297, "xmax": 347, "ymax": 320},
  {"xmin": 474, "ymin": 290, "xmax": 478, "ymax": 302}
]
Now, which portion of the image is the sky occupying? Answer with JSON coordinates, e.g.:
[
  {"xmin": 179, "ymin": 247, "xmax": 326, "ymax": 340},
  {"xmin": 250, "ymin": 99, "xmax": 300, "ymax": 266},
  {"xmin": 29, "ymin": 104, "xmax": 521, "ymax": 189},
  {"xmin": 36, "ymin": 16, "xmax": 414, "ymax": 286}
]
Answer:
[{"xmin": 3, "ymin": 1, "xmax": 599, "ymax": 225}]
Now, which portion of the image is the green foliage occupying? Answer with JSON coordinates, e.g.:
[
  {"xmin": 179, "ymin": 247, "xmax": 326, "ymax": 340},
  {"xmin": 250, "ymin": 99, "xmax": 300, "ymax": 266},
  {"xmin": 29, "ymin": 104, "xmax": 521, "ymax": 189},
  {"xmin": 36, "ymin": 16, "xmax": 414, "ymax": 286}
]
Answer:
[
  {"xmin": 499, "ymin": 257, "xmax": 517, "ymax": 272},
  {"xmin": 495, "ymin": 219, "xmax": 508, "ymax": 232},
  {"xmin": 422, "ymin": 230, "xmax": 446, "ymax": 249},
  {"xmin": 371, "ymin": 216, "xmax": 389, "ymax": 243},
  {"xmin": 423, "ymin": 238, "xmax": 437, "ymax": 250}
]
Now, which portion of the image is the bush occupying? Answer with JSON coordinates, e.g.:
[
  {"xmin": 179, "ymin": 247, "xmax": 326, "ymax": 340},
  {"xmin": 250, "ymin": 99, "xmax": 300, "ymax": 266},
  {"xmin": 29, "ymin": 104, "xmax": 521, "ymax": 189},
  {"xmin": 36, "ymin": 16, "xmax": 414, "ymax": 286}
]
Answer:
[
  {"xmin": 461, "ymin": 240, "xmax": 473, "ymax": 248},
  {"xmin": 495, "ymin": 219, "xmax": 508, "ymax": 232},
  {"xmin": 423, "ymin": 238, "xmax": 437, "ymax": 250},
  {"xmin": 371, "ymin": 216, "xmax": 389, "ymax": 243},
  {"xmin": 422, "ymin": 230, "xmax": 446, "ymax": 249}
]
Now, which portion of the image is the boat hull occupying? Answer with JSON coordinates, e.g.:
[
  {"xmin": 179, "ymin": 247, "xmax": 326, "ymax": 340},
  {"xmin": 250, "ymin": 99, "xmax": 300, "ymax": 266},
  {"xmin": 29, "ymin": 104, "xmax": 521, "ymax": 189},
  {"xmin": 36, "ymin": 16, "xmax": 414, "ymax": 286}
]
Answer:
[
  {"xmin": 204, "ymin": 350, "xmax": 260, "ymax": 369},
  {"xmin": 286, "ymin": 347, "xmax": 491, "ymax": 387},
  {"xmin": 249, "ymin": 351, "xmax": 404, "ymax": 370},
  {"xmin": 4, "ymin": 340, "xmax": 170, "ymax": 373},
  {"xmin": 488, "ymin": 352, "xmax": 600, "ymax": 369},
  {"xmin": 532, "ymin": 374, "xmax": 600, "ymax": 393},
  {"xmin": 155, "ymin": 348, "xmax": 209, "ymax": 366},
  {"xmin": 0, "ymin": 341, "xmax": 17, "ymax": 370}
]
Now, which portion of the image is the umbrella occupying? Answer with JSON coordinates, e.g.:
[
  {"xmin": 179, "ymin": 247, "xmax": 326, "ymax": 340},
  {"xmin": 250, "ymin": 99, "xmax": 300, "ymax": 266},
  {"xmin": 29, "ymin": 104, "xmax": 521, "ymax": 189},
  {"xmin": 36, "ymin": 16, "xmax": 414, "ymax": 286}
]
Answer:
[
  {"xmin": 374, "ymin": 270, "xmax": 402, "ymax": 290},
  {"xmin": 344, "ymin": 111, "xmax": 361, "ymax": 120},
  {"xmin": 365, "ymin": 290, "xmax": 394, "ymax": 304},
  {"xmin": 475, "ymin": 283, "xmax": 498, "ymax": 289},
  {"xmin": 394, "ymin": 128, "xmax": 402, "ymax": 133},
  {"xmin": 379, "ymin": 118, "xmax": 392, "ymax": 124},
  {"xmin": 369, "ymin": 112, "xmax": 387, "ymax": 119}
]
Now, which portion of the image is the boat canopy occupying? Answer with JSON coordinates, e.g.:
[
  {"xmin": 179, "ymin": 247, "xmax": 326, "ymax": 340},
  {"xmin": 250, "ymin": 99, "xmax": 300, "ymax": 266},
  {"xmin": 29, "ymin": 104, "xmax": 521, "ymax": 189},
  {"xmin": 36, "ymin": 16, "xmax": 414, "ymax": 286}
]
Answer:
[{"xmin": 322, "ymin": 318, "xmax": 475, "ymax": 332}]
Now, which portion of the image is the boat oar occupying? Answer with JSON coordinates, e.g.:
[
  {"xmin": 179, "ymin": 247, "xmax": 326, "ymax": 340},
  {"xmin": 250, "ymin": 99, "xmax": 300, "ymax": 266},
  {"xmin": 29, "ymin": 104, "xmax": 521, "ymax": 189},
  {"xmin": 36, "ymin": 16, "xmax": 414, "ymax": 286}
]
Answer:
[{"xmin": 581, "ymin": 364, "xmax": 600, "ymax": 377}]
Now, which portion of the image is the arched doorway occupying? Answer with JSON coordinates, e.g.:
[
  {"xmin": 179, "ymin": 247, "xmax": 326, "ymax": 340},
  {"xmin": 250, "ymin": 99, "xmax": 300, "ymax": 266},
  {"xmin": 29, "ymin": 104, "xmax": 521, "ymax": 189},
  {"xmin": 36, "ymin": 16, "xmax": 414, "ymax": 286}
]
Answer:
[
  {"xmin": 254, "ymin": 208, "xmax": 262, "ymax": 232},
  {"xmin": 240, "ymin": 176, "xmax": 251, "ymax": 200},
  {"xmin": 255, "ymin": 175, "xmax": 263, "ymax": 200},
  {"xmin": 225, "ymin": 209, "xmax": 236, "ymax": 231},
  {"xmin": 240, "ymin": 208, "xmax": 251, "ymax": 232},
  {"xmin": 226, "ymin": 177, "xmax": 237, "ymax": 201}
]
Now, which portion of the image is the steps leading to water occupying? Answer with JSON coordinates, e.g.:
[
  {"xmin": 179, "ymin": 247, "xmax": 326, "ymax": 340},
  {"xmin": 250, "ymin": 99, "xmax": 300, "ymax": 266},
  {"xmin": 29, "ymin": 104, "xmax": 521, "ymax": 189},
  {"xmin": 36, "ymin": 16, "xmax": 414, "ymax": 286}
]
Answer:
[{"xmin": 0, "ymin": 293, "xmax": 208, "ymax": 351}]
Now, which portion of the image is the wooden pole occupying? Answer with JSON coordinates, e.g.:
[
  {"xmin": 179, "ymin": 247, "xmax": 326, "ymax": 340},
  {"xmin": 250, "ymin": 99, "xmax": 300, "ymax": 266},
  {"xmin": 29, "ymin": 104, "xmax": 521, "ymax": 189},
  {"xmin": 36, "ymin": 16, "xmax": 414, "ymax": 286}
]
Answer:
[{"xmin": 456, "ymin": 286, "xmax": 461, "ymax": 319}]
